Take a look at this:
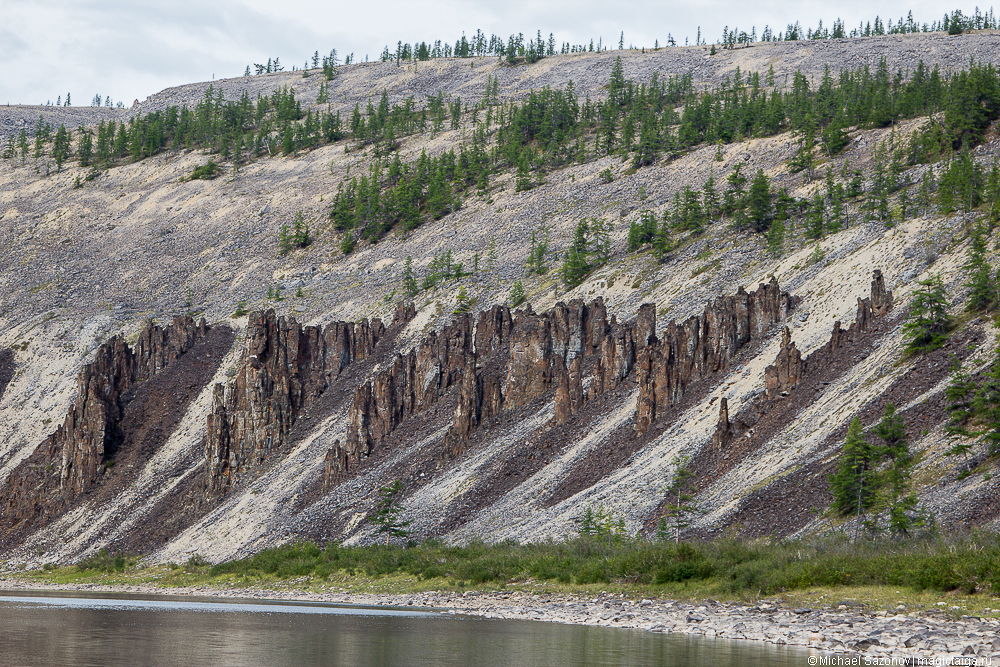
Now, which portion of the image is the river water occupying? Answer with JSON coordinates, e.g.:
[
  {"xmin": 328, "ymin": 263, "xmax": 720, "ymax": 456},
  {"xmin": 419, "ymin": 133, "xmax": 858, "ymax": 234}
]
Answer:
[{"xmin": 0, "ymin": 590, "xmax": 815, "ymax": 666}]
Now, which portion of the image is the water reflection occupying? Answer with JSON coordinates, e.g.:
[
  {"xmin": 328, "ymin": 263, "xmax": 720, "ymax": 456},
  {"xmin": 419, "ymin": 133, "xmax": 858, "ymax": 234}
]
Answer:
[{"xmin": 0, "ymin": 591, "xmax": 815, "ymax": 667}]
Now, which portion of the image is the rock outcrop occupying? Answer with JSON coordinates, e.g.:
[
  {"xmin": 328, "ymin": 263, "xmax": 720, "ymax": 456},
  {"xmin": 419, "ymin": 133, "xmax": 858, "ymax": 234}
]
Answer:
[
  {"xmin": 636, "ymin": 278, "xmax": 798, "ymax": 434},
  {"xmin": 764, "ymin": 270, "xmax": 894, "ymax": 402},
  {"xmin": 1, "ymin": 316, "xmax": 209, "ymax": 530},
  {"xmin": 764, "ymin": 328, "xmax": 806, "ymax": 400},
  {"xmin": 337, "ymin": 298, "xmax": 617, "ymax": 478},
  {"xmin": 205, "ymin": 309, "xmax": 395, "ymax": 497},
  {"xmin": 712, "ymin": 398, "xmax": 736, "ymax": 450},
  {"xmin": 713, "ymin": 271, "xmax": 894, "ymax": 452}
]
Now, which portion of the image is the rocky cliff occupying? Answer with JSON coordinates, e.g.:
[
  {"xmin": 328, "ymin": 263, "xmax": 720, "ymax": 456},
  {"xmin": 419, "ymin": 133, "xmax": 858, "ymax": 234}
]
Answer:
[
  {"xmin": 205, "ymin": 304, "xmax": 417, "ymax": 497},
  {"xmin": 637, "ymin": 277, "xmax": 799, "ymax": 435},
  {"xmin": 0, "ymin": 316, "xmax": 212, "ymax": 535}
]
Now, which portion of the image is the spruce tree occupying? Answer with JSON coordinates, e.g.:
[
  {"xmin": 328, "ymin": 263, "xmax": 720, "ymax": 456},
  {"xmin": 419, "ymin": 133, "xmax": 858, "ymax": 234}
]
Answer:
[
  {"xmin": 974, "ymin": 346, "xmax": 1000, "ymax": 456},
  {"xmin": 746, "ymin": 169, "xmax": 773, "ymax": 233},
  {"xmin": 963, "ymin": 227, "xmax": 994, "ymax": 313},
  {"xmin": 526, "ymin": 226, "xmax": 550, "ymax": 275},
  {"xmin": 870, "ymin": 404, "xmax": 920, "ymax": 534},
  {"xmin": 561, "ymin": 219, "xmax": 592, "ymax": 288},
  {"xmin": 945, "ymin": 355, "xmax": 978, "ymax": 437},
  {"xmin": 829, "ymin": 417, "xmax": 876, "ymax": 516},
  {"xmin": 509, "ymin": 280, "xmax": 526, "ymax": 307},
  {"xmin": 902, "ymin": 275, "xmax": 950, "ymax": 354},
  {"xmin": 663, "ymin": 455, "xmax": 698, "ymax": 542},
  {"xmin": 370, "ymin": 480, "xmax": 411, "ymax": 545},
  {"xmin": 804, "ymin": 192, "xmax": 826, "ymax": 240},
  {"xmin": 702, "ymin": 173, "xmax": 719, "ymax": 221},
  {"xmin": 402, "ymin": 256, "xmax": 419, "ymax": 297}
]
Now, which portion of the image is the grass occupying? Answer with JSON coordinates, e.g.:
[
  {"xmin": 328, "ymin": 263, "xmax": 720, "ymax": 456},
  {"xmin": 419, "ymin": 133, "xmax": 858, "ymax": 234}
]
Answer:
[{"xmin": 17, "ymin": 533, "xmax": 1000, "ymax": 614}]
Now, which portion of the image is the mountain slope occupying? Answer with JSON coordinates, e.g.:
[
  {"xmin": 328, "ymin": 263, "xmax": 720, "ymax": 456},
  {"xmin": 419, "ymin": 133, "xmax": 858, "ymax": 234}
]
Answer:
[{"xmin": 1, "ymin": 33, "xmax": 1000, "ymax": 565}]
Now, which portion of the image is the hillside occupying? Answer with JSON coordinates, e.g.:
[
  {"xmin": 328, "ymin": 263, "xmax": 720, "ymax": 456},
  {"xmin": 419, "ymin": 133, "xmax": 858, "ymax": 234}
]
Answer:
[{"xmin": 2, "ymin": 32, "xmax": 1000, "ymax": 566}]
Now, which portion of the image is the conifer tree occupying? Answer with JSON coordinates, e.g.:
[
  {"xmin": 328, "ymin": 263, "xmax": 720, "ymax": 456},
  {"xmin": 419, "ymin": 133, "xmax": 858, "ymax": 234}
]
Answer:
[
  {"xmin": 702, "ymin": 173, "xmax": 719, "ymax": 221},
  {"xmin": 944, "ymin": 354, "xmax": 978, "ymax": 469},
  {"xmin": 804, "ymin": 192, "xmax": 826, "ymax": 240},
  {"xmin": 371, "ymin": 480, "xmax": 411, "ymax": 545},
  {"xmin": 746, "ymin": 169, "xmax": 773, "ymax": 232},
  {"xmin": 402, "ymin": 256, "xmax": 419, "ymax": 297},
  {"xmin": 974, "ymin": 345, "xmax": 1000, "ymax": 456},
  {"xmin": 870, "ymin": 404, "xmax": 918, "ymax": 534},
  {"xmin": 829, "ymin": 417, "xmax": 876, "ymax": 516},
  {"xmin": 486, "ymin": 236, "xmax": 498, "ymax": 270},
  {"xmin": 903, "ymin": 275, "xmax": 950, "ymax": 354},
  {"xmin": 985, "ymin": 162, "xmax": 1000, "ymax": 225},
  {"xmin": 723, "ymin": 162, "xmax": 748, "ymax": 228},
  {"xmin": 526, "ymin": 226, "xmax": 550, "ymax": 275},
  {"xmin": 963, "ymin": 227, "xmax": 994, "ymax": 313},
  {"xmin": 509, "ymin": 279, "xmax": 526, "ymax": 307},
  {"xmin": 663, "ymin": 455, "xmax": 698, "ymax": 542},
  {"xmin": 561, "ymin": 218, "xmax": 592, "ymax": 288}
]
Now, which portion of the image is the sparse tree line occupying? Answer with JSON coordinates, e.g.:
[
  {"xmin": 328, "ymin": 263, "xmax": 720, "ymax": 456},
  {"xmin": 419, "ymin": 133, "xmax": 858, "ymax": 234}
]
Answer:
[
  {"xmin": 720, "ymin": 8, "xmax": 999, "ymax": 49},
  {"xmin": 240, "ymin": 7, "xmax": 1000, "ymax": 77}
]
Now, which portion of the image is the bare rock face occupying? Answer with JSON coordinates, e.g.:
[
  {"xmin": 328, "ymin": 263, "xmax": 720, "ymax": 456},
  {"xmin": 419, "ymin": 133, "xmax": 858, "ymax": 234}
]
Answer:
[
  {"xmin": 712, "ymin": 398, "xmax": 735, "ymax": 450},
  {"xmin": 870, "ymin": 269, "xmax": 893, "ymax": 316},
  {"xmin": 552, "ymin": 355, "xmax": 584, "ymax": 426},
  {"xmin": 206, "ymin": 308, "xmax": 392, "ymax": 497},
  {"xmin": 763, "ymin": 270, "xmax": 893, "ymax": 402},
  {"xmin": 342, "ymin": 312, "xmax": 474, "ymax": 473},
  {"xmin": 504, "ymin": 298, "xmax": 608, "ymax": 409},
  {"xmin": 394, "ymin": 301, "xmax": 417, "ymax": 326},
  {"xmin": 343, "ymin": 298, "xmax": 612, "ymax": 471},
  {"xmin": 475, "ymin": 304, "xmax": 514, "ymax": 356},
  {"xmin": 588, "ymin": 323, "xmax": 637, "ymax": 399},
  {"xmin": 322, "ymin": 440, "xmax": 347, "ymax": 492},
  {"xmin": 636, "ymin": 278, "xmax": 798, "ymax": 434},
  {"xmin": 1, "ymin": 316, "xmax": 209, "ymax": 530},
  {"xmin": 764, "ymin": 328, "xmax": 806, "ymax": 400},
  {"xmin": 636, "ymin": 303, "xmax": 657, "ymax": 348}
]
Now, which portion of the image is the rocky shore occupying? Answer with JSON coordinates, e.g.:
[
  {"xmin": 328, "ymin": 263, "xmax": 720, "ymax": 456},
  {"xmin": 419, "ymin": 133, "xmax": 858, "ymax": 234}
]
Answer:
[{"xmin": 3, "ymin": 579, "xmax": 998, "ymax": 663}]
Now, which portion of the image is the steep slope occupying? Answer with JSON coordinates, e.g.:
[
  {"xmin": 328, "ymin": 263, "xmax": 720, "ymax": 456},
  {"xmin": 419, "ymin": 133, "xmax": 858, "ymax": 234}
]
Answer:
[{"xmin": 2, "ymin": 33, "xmax": 1000, "ymax": 564}]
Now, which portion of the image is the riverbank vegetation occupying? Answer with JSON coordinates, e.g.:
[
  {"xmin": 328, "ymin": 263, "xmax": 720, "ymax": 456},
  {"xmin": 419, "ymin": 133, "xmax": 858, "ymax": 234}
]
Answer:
[{"xmin": 18, "ymin": 532, "xmax": 1000, "ymax": 611}]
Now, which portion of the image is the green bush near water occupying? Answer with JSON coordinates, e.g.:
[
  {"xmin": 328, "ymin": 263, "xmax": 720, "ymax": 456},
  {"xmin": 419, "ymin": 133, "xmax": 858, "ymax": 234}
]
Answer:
[
  {"xmin": 208, "ymin": 534, "xmax": 1000, "ymax": 596},
  {"xmin": 76, "ymin": 548, "xmax": 137, "ymax": 573}
]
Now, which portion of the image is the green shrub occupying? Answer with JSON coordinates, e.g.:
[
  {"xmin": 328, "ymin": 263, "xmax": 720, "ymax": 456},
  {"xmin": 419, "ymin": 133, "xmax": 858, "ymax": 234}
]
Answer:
[
  {"xmin": 77, "ymin": 548, "xmax": 136, "ymax": 573},
  {"xmin": 188, "ymin": 161, "xmax": 222, "ymax": 180},
  {"xmin": 203, "ymin": 534, "xmax": 1000, "ymax": 597}
]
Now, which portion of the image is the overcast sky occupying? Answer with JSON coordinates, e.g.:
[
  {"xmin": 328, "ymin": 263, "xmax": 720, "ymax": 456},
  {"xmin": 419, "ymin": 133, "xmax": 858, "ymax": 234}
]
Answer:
[{"xmin": 0, "ymin": 1, "xmax": 981, "ymax": 106}]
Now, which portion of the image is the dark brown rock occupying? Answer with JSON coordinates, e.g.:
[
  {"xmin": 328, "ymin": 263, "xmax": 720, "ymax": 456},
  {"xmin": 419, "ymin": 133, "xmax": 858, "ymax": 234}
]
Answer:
[
  {"xmin": 342, "ymin": 298, "xmax": 610, "ymax": 475},
  {"xmin": 871, "ymin": 269, "xmax": 893, "ymax": 316},
  {"xmin": 205, "ymin": 309, "xmax": 386, "ymax": 497},
  {"xmin": 588, "ymin": 323, "xmax": 636, "ymax": 399},
  {"xmin": 712, "ymin": 398, "xmax": 735, "ymax": 450},
  {"xmin": 393, "ymin": 301, "xmax": 417, "ymax": 326},
  {"xmin": 1, "ymin": 316, "xmax": 210, "ymax": 530},
  {"xmin": 552, "ymin": 355, "xmax": 584, "ymax": 426},
  {"xmin": 323, "ymin": 440, "xmax": 347, "ymax": 491},
  {"xmin": 764, "ymin": 328, "xmax": 806, "ymax": 400},
  {"xmin": 763, "ymin": 270, "xmax": 893, "ymax": 403},
  {"xmin": 635, "ymin": 278, "xmax": 798, "ymax": 434},
  {"xmin": 636, "ymin": 303, "xmax": 657, "ymax": 349}
]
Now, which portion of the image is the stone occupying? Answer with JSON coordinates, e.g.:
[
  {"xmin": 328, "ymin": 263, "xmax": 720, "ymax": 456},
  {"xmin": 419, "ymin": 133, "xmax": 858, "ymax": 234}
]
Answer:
[
  {"xmin": 1, "ymin": 316, "xmax": 210, "ymax": 530},
  {"xmin": 764, "ymin": 328, "xmax": 805, "ymax": 401},
  {"xmin": 636, "ymin": 278, "xmax": 798, "ymax": 434},
  {"xmin": 763, "ymin": 270, "xmax": 892, "ymax": 403},
  {"xmin": 206, "ymin": 307, "xmax": 397, "ymax": 497},
  {"xmin": 712, "ymin": 398, "xmax": 735, "ymax": 450}
]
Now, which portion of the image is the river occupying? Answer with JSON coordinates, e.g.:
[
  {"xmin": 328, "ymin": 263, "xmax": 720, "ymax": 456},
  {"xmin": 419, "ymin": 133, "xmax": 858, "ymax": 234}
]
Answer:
[{"xmin": 0, "ymin": 590, "xmax": 816, "ymax": 666}]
